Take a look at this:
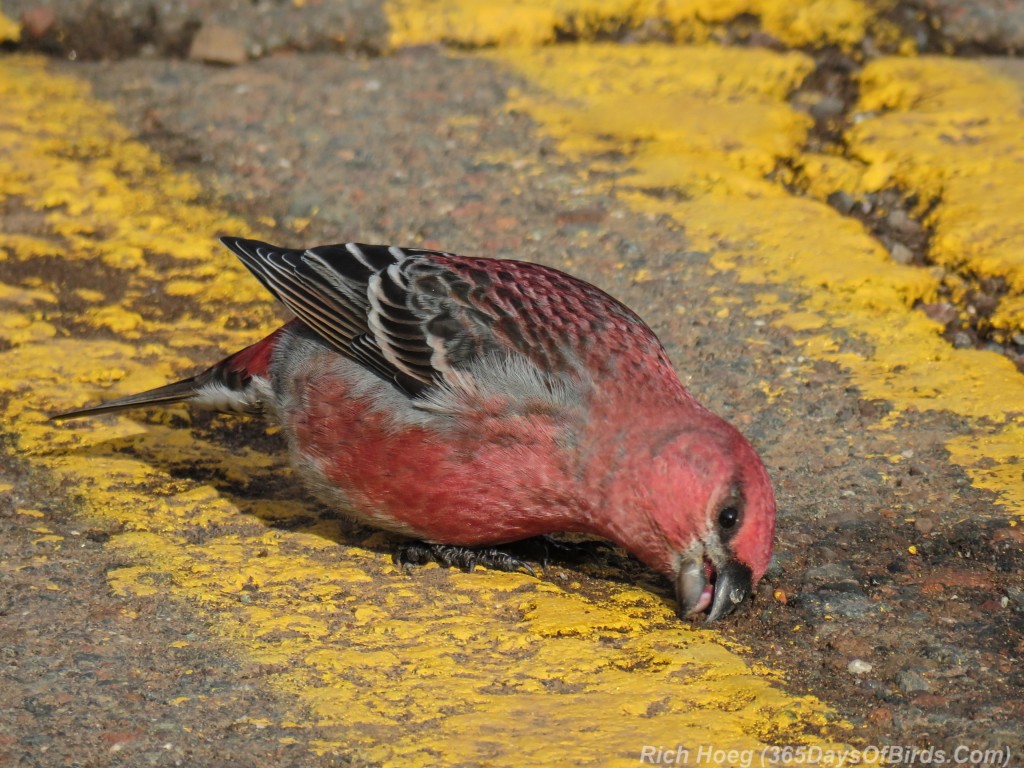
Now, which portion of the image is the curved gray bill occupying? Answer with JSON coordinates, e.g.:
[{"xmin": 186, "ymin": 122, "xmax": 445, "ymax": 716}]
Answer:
[{"xmin": 706, "ymin": 561, "xmax": 753, "ymax": 622}]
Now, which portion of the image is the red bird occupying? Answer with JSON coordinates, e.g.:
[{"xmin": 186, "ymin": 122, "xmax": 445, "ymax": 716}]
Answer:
[{"xmin": 53, "ymin": 237, "xmax": 776, "ymax": 621}]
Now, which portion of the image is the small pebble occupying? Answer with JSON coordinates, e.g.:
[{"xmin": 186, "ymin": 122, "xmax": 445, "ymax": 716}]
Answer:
[
  {"xmin": 914, "ymin": 517, "xmax": 935, "ymax": 535},
  {"xmin": 809, "ymin": 95, "xmax": 845, "ymax": 122},
  {"xmin": 827, "ymin": 191, "xmax": 856, "ymax": 215},
  {"xmin": 920, "ymin": 302, "xmax": 957, "ymax": 325},
  {"xmin": 896, "ymin": 669, "xmax": 931, "ymax": 693},
  {"xmin": 189, "ymin": 24, "xmax": 248, "ymax": 65},
  {"xmin": 803, "ymin": 562, "xmax": 856, "ymax": 583},
  {"xmin": 1006, "ymin": 586, "xmax": 1024, "ymax": 608},
  {"xmin": 21, "ymin": 5, "xmax": 56, "ymax": 39},
  {"xmin": 887, "ymin": 208, "xmax": 923, "ymax": 236},
  {"xmin": 868, "ymin": 706, "xmax": 893, "ymax": 726},
  {"xmin": 848, "ymin": 659, "xmax": 873, "ymax": 675},
  {"xmin": 889, "ymin": 243, "xmax": 914, "ymax": 265},
  {"xmin": 952, "ymin": 331, "xmax": 974, "ymax": 349}
]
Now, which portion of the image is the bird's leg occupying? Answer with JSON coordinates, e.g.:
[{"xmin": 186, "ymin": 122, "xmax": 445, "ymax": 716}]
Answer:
[{"xmin": 392, "ymin": 541, "xmax": 536, "ymax": 576}]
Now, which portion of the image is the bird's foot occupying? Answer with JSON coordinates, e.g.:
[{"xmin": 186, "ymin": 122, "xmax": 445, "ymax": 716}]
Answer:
[{"xmin": 393, "ymin": 541, "xmax": 537, "ymax": 576}]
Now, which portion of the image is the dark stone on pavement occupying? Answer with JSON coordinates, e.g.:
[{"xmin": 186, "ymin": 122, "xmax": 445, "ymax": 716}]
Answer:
[
  {"xmin": 909, "ymin": 0, "xmax": 1024, "ymax": 53},
  {"xmin": 189, "ymin": 23, "xmax": 248, "ymax": 66},
  {"xmin": 2, "ymin": 0, "xmax": 390, "ymax": 59}
]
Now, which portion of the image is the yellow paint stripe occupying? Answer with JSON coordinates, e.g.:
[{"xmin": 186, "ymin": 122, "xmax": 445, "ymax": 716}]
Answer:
[
  {"xmin": 853, "ymin": 57, "xmax": 1024, "ymax": 332},
  {"xmin": 479, "ymin": 43, "xmax": 1024, "ymax": 520},
  {"xmin": 0, "ymin": 11, "xmax": 18, "ymax": 43},
  {"xmin": 1, "ymin": 55, "xmax": 848, "ymax": 763},
  {"xmin": 386, "ymin": 0, "xmax": 906, "ymax": 51}
]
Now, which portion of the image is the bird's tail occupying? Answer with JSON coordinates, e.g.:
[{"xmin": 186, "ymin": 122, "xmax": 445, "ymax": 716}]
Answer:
[
  {"xmin": 50, "ymin": 322, "xmax": 295, "ymax": 422},
  {"xmin": 49, "ymin": 377, "xmax": 201, "ymax": 421}
]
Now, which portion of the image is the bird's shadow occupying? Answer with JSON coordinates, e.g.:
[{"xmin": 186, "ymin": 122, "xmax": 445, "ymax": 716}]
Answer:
[{"xmin": 44, "ymin": 408, "xmax": 670, "ymax": 603}]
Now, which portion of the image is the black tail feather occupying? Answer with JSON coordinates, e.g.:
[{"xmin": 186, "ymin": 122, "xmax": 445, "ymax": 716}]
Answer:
[{"xmin": 49, "ymin": 377, "xmax": 200, "ymax": 421}]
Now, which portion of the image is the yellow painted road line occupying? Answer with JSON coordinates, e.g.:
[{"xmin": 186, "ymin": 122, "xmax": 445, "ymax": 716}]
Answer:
[
  {"xmin": 1, "ymin": 55, "xmax": 848, "ymax": 764},
  {"xmin": 469, "ymin": 42, "xmax": 1024, "ymax": 524},
  {"xmin": 0, "ymin": 11, "xmax": 18, "ymax": 43},
  {"xmin": 386, "ymin": 0, "xmax": 906, "ymax": 52},
  {"xmin": 852, "ymin": 58, "xmax": 1024, "ymax": 330}
]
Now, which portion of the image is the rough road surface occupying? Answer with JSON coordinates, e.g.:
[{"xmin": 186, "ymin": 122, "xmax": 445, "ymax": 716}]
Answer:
[{"xmin": 1, "ymin": 1, "xmax": 1023, "ymax": 767}]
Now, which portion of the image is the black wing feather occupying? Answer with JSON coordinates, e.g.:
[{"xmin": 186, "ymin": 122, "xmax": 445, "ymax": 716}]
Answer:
[{"xmin": 221, "ymin": 236, "xmax": 495, "ymax": 395}]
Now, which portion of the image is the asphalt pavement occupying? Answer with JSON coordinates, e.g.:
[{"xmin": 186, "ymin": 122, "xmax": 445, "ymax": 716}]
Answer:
[{"xmin": 1, "ymin": 1, "xmax": 1023, "ymax": 766}]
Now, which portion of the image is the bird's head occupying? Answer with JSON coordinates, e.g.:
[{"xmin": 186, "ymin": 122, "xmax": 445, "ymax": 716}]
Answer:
[{"xmin": 610, "ymin": 419, "xmax": 776, "ymax": 622}]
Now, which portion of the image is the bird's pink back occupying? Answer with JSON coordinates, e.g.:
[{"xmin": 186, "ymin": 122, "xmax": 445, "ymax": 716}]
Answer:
[{"xmin": 431, "ymin": 255, "xmax": 689, "ymax": 399}]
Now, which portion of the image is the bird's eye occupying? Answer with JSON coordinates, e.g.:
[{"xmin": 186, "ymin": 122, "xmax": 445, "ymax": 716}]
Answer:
[{"xmin": 718, "ymin": 506, "xmax": 740, "ymax": 529}]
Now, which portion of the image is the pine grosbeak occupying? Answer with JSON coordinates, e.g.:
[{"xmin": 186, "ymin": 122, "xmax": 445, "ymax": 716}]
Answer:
[{"xmin": 53, "ymin": 237, "xmax": 777, "ymax": 621}]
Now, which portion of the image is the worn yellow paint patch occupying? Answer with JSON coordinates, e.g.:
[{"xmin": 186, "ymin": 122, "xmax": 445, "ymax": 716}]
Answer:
[
  {"xmin": 387, "ymin": 0, "xmax": 893, "ymax": 51},
  {"xmin": 500, "ymin": 44, "xmax": 816, "ymax": 201},
  {"xmin": 0, "ymin": 56, "xmax": 260, "ymax": 320},
  {"xmin": 0, "ymin": 234, "xmax": 61, "ymax": 261},
  {"xmin": 0, "ymin": 281, "xmax": 56, "ymax": 306},
  {"xmin": 946, "ymin": 423, "xmax": 1024, "ymax": 519},
  {"xmin": 1, "ymin": 54, "xmax": 848, "ymax": 762},
  {"xmin": 0, "ymin": 282, "xmax": 57, "ymax": 345},
  {"xmin": 487, "ymin": 43, "xmax": 1024, "ymax": 520},
  {"xmin": 852, "ymin": 57, "xmax": 1024, "ymax": 336},
  {"xmin": 0, "ymin": 11, "xmax": 18, "ymax": 43}
]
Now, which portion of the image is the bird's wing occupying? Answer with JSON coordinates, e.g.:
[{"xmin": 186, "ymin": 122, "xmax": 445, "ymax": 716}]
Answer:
[
  {"xmin": 221, "ymin": 236, "xmax": 668, "ymax": 397},
  {"xmin": 222, "ymin": 237, "xmax": 512, "ymax": 394}
]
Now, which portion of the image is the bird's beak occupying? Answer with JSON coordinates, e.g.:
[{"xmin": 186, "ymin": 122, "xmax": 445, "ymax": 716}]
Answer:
[
  {"xmin": 706, "ymin": 559, "xmax": 752, "ymax": 622},
  {"xmin": 674, "ymin": 544, "xmax": 753, "ymax": 622}
]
